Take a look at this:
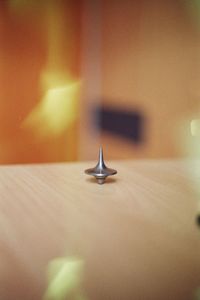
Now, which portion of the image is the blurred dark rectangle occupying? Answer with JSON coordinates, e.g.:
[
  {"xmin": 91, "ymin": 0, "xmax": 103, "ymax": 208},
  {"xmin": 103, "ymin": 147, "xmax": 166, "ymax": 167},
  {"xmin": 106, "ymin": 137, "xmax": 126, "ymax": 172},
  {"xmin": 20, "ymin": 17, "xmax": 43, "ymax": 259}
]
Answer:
[{"xmin": 94, "ymin": 106, "xmax": 144, "ymax": 143}]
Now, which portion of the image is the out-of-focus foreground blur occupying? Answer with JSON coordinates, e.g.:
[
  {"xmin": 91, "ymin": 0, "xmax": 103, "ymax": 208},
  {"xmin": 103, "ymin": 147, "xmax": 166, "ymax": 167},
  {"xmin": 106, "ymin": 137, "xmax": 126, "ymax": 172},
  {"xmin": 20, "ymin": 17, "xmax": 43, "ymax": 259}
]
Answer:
[{"xmin": 0, "ymin": 0, "xmax": 200, "ymax": 163}]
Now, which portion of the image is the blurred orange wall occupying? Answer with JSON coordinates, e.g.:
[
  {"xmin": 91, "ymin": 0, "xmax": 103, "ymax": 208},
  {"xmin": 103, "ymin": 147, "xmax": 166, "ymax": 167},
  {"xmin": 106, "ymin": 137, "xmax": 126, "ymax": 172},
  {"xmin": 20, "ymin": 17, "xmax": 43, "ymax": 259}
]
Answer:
[
  {"xmin": 101, "ymin": 0, "xmax": 199, "ymax": 159},
  {"xmin": 0, "ymin": 0, "xmax": 81, "ymax": 164}
]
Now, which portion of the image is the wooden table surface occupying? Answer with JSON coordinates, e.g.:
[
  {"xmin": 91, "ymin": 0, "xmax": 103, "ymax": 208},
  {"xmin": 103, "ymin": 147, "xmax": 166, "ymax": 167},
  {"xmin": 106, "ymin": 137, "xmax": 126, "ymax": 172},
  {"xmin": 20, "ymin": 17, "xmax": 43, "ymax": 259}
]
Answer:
[{"xmin": 0, "ymin": 160, "xmax": 199, "ymax": 300}]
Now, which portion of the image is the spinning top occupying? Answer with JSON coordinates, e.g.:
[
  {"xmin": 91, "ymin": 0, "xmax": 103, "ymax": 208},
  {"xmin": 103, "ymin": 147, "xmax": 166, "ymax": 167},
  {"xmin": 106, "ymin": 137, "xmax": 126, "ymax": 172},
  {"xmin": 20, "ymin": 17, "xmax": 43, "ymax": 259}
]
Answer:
[{"xmin": 85, "ymin": 147, "xmax": 117, "ymax": 184}]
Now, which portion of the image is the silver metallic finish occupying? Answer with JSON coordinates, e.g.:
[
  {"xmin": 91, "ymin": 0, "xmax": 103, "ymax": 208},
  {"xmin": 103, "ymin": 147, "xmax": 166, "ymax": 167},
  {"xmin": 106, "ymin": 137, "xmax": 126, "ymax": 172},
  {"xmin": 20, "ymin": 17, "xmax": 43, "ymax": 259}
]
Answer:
[{"xmin": 85, "ymin": 147, "xmax": 117, "ymax": 184}]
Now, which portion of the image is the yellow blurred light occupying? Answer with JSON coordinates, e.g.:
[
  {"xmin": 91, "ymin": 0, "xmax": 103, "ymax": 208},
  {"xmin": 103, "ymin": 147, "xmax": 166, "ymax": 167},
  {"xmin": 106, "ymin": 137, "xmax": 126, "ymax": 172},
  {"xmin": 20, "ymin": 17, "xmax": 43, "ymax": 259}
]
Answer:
[
  {"xmin": 194, "ymin": 286, "xmax": 200, "ymax": 300},
  {"xmin": 43, "ymin": 256, "xmax": 87, "ymax": 300},
  {"xmin": 190, "ymin": 119, "xmax": 200, "ymax": 136},
  {"xmin": 21, "ymin": 0, "xmax": 81, "ymax": 139},
  {"xmin": 23, "ymin": 77, "xmax": 81, "ymax": 138}
]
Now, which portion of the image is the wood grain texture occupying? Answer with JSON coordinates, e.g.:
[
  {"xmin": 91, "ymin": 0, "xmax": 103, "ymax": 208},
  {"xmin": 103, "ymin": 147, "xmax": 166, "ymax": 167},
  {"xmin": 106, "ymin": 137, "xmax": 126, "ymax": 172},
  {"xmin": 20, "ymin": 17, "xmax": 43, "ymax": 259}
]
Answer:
[{"xmin": 0, "ymin": 160, "xmax": 199, "ymax": 300}]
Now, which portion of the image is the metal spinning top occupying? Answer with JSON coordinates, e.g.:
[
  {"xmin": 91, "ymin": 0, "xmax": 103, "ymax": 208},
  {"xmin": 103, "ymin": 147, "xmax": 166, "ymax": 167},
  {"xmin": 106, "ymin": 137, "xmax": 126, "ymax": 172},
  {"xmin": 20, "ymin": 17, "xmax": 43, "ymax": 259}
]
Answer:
[{"xmin": 85, "ymin": 147, "xmax": 117, "ymax": 184}]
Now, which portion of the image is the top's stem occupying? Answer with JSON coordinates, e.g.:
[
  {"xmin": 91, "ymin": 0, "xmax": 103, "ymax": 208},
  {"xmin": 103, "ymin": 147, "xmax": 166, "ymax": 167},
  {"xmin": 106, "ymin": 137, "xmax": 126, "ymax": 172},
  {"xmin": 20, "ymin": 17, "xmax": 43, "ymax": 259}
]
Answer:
[{"xmin": 98, "ymin": 146, "xmax": 106, "ymax": 169}]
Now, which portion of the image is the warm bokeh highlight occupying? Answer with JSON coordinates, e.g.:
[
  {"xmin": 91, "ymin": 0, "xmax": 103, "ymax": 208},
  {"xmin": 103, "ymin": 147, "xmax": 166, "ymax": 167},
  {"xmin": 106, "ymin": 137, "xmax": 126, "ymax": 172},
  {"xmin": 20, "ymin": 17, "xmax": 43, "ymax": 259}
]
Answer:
[{"xmin": 0, "ymin": 0, "xmax": 81, "ymax": 164}]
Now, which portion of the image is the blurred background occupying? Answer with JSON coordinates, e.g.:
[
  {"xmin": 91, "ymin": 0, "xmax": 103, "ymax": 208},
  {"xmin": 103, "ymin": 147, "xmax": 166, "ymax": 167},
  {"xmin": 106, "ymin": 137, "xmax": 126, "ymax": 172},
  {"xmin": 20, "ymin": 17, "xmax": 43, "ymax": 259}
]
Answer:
[{"xmin": 0, "ymin": 0, "xmax": 200, "ymax": 164}]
